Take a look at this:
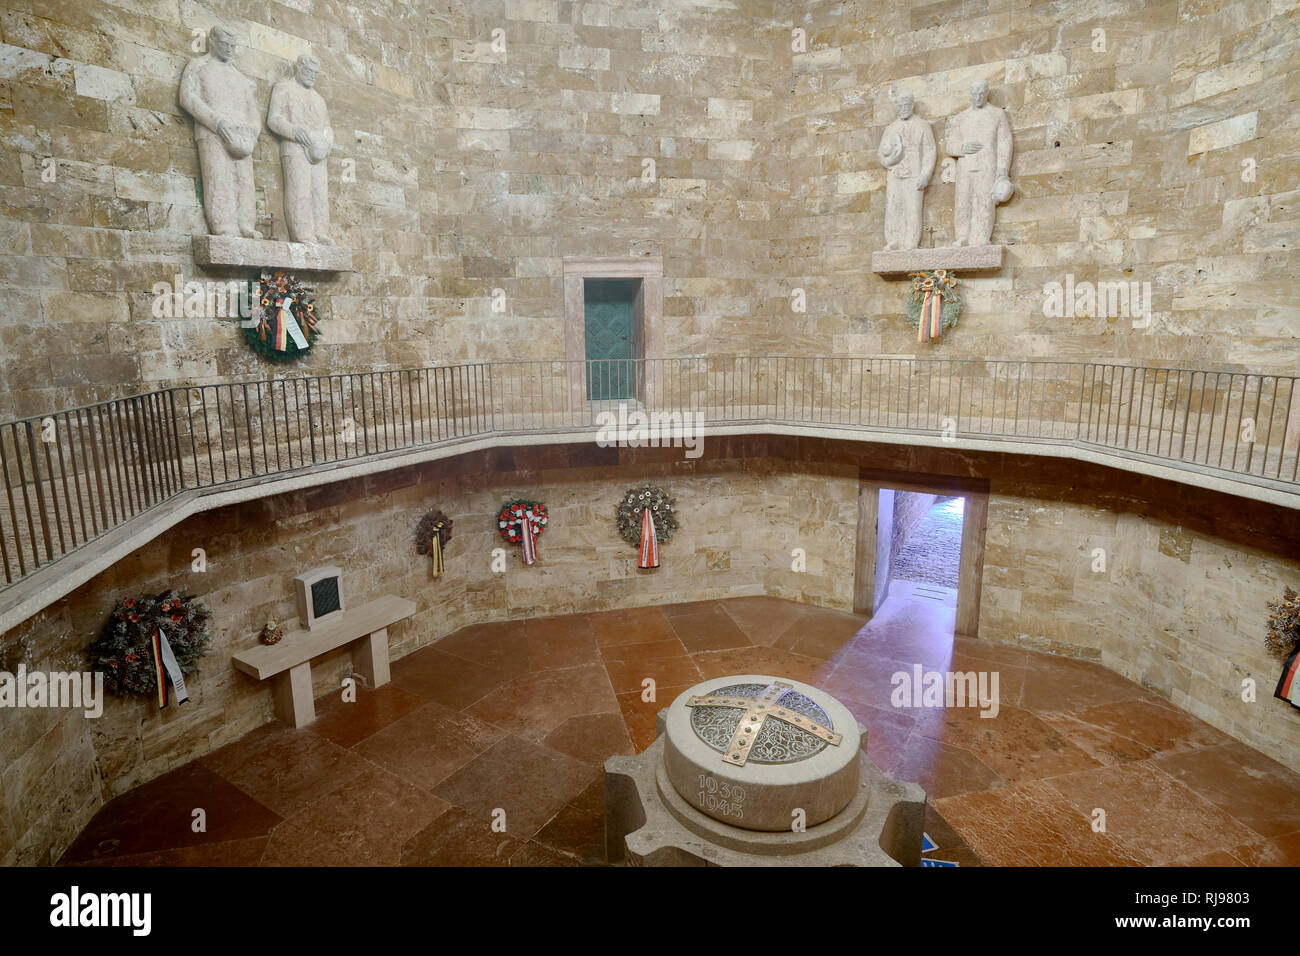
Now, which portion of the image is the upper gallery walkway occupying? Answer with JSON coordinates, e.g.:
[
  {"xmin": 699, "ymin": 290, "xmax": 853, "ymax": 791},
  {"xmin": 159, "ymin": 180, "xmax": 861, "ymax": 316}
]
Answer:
[{"xmin": 1, "ymin": 356, "xmax": 1297, "ymax": 632}]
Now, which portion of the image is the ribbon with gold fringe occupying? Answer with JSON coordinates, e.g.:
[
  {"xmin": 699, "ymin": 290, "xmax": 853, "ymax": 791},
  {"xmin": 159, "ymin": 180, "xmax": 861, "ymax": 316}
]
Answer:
[{"xmin": 428, "ymin": 531, "xmax": 444, "ymax": 577}]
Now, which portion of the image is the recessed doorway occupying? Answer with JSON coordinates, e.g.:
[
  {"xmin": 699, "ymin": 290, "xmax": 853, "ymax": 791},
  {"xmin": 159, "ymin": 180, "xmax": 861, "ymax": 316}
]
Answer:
[
  {"xmin": 563, "ymin": 256, "xmax": 664, "ymax": 407},
  {"xmin": 852, "ymin": 473, "xmax": 988, "ymax": 640},
  {"xmin": 583, "ymin": 277, "xmax": 642, "ymax": 401}
]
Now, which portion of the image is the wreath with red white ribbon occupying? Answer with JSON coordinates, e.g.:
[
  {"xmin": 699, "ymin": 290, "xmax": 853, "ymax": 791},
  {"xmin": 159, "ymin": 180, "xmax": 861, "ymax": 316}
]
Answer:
[{"xmin": 497, "ymin": 499, "xmax": 547, "ymax": 564}]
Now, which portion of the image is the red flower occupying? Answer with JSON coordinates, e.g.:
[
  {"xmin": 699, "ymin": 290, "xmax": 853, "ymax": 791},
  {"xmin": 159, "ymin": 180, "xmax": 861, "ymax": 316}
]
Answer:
[
  {"xmin": 171, "ymin": 612, "xmax": 185, "ymax": 623},
  {"xmin": 123, "ymin": 598, "xmax": 136, "ymax": 608}
]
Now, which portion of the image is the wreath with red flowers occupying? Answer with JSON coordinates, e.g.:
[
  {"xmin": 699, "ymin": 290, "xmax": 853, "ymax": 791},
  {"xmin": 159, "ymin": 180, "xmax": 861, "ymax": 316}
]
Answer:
[
  {"xmin": 86, "ymin": 591, "xmax": 211, "ymax": 697},
  {"xmin": 243, "ymin": 270, "xmax": 321, "ymax": 362},
  {"xmin": 497, "ymin": 499, "xmax": 547, "ymax": 544}
]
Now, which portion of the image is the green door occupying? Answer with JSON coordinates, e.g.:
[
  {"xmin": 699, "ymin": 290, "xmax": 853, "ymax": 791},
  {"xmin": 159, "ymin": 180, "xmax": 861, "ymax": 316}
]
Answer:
[{"xmin": 584, "ymin": 278, "xmax": 639, "ymax": 400}]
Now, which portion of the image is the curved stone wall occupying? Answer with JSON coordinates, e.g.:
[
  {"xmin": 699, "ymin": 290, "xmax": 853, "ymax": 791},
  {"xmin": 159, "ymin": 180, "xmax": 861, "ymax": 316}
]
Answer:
[{"xmin": 2, "ymin": 436, "xmax": 1297, "ymax": 865}]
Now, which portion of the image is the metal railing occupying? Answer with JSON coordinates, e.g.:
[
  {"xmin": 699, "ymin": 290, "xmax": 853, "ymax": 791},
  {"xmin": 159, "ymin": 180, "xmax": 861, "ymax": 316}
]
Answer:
[{"xmin": 1, "ymin": 357, "xmax": 1296, "ymax": 589}]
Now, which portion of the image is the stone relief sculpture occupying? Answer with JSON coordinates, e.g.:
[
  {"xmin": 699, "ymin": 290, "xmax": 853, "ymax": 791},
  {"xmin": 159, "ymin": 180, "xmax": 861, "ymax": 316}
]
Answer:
[
  {"xmin": 945, "ymin": 79, "xmax": 1013, "ymax": 248},
  {"xmin": 267, "ymin": 55, "xmax": 334, "ymax": 245},
  {"xmin": 179, "ymin": 26, "xmax": 262, "ymax": 238},
  {"xmin": 877, "ymin": 91, "xmax": 936, "ymax": 251}
]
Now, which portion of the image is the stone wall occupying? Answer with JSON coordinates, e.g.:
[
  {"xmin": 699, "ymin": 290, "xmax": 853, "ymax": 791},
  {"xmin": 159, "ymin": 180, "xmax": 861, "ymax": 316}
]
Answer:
[
  {"xmin": 889, "ymin": 489, "xmax": 937, "ymax": 577},
  {"xmin": 4, "ymin": 435, "xmax": 1298, "ymax": 866},
  {"xmin": 5, "ymin": 0, "xmax": 1296, "ymax": 425},
  {"xmin": 773, "ymin": 0, "xmax": 1300, "ymax": 371},
  {"xmin": 0, "ymin": 0, "xmax": 783, "ymax": 420},
  {"xmin": 0, "ymin": 442, "xmax": 858, "ymax": 865}
]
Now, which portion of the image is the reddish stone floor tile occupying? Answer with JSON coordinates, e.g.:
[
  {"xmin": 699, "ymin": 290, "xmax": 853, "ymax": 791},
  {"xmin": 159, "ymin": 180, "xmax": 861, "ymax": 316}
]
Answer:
[
  {"xmin": 717, "ymin": 596, "xmax": 811, "ymax": 646},
  {"xmin": 667, "ymin": 608, "xmax": 753, "ymax": 653},
  {"xmin": 1055, "ymin": 699, "xmax": 1228, "ymax": 757},
  {"xmin": 68, "ymin": 836, "xmax": 270, "ymax": 867},
  {"xmin": 390, "ymin": 646, "xmax": 513, "ymax": 710},
  {"xmin": 1044, "ymin": 761, "xmax": 1260, "ymax": 865},
  {"xmin": 1037, "ymin": 711, "xmax": 1156, "ymax": 767},
  {"xmin": 261, "ymin": 768, "xmax": 448, "ymax": 866},
  {"xmin": 934, "ymin": 781, "xmax": 1145, "ymax": 866},
  {"xmin": 772, "ymin": 606, "xmax": 866, "ymax": 661},
  {"xmin": 201, "ymin": 722, "xmax": 371, "ymax": 818},
  {"xmin": 617, "ymin": 684, "xmax": 693, "ymax": 751},
  {"xmin": 913, "ymin": 705, "xmax": 1102, "ymax": 784},
  {"xmin": 605, "ymin": 656, "xmax": 702, "ymax": 695},
  {"xmin": 430, "ymin": 620, "xmax": 529, "ymax": 677},
  {"xmin": 465, "ymin": 663, "xmax": 619, "ymax": 741},
  {"xmin": 307, "ymin": 683, "xmax": 428, "ymax": 749},
  {"xmin": 432, "ymin": 735, "xmax": 597, "ymax": 840},
  {"xmin": 353, "ymin": 701, "xmax": 505, "ymax": 791},
  {"xmin": 60, "ymin": 762, "xmax": 281, "ymax": 864},
  {"xmin": 586, "ymin": 607, "xmax": 678, "ymax": 646},
  {"xmin": 399, "ymin": 806, "xmax": 521, "ymax": 867},
  {"xmin": 509, "ymin": 840, "xmax": 581, "ymax": 866},
  {"xmin": 525, "ymin": 614, "xmax": 600, "ymax": 670},
  {"xmin": 1226, "ymin": 830, "xmax": 1300, "ymax": 866},
  {"xmin": 692, "ymin": 646, "xmax": 830, "ymax": 685},
  {"xmin": 1017, "ymin": 652, "xmax": 1158, "ymax": 713},
  {"xmin": 542, "ymin": 712, "xmax": 635, "ymax": 766},
  {"xmin": 533, "ymin": 803, "xmax": 606, "ymax": 863},
  {"xmin": 888, "ymin": 732, "xmax": 1005, "ymax": 799},
  {"xmin": 1150, "ymin": 741, "xmax": 1300, "ymax": 838},
  {"xmin": 600, "ymin": 636, "xmax": 690, "ymax": 663}
]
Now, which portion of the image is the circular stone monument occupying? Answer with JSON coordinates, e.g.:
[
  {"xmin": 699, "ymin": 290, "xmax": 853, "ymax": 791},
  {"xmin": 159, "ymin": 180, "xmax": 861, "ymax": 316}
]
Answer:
[
  {"xmin": 662, "ymin": 675, "xmax": 861, "ymax": 831},
  {"xmin": 604, "ymin": 672, "xmax": 928, "ymax": 866}
]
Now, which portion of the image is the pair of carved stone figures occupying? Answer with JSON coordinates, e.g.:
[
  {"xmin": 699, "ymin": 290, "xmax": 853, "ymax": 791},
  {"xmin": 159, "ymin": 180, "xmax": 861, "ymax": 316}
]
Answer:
[
  {"xmin": 878, "ymin": 81, "xmax": 1014, "ymax": 251},
  {"xmin": 179, "ymin": 26, "xmax": 333, "ymax": 244}
]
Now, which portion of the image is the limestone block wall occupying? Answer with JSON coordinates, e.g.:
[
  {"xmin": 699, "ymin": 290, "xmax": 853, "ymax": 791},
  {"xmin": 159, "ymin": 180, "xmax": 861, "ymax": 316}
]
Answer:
[
  {"xmin": 0, "ymin": 0, "xmax": 784, "ymax": 421},
  {"xmin": 771, "ymin": 0, "xmax": 1300, "ymax": 371},
  {"xmin": 0, "ymin": 444, "xmax": 858, "ymax": 865}
]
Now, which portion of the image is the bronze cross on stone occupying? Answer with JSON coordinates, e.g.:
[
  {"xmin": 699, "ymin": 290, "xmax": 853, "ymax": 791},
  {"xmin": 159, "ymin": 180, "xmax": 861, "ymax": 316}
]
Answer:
[{"xmin": 686, "ymin": 680, "xmax": 843, "ymax": 767}]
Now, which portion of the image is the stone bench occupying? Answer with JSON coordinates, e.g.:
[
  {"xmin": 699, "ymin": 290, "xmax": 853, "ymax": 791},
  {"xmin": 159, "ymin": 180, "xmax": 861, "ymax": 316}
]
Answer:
[{"xmin": 232, "ymin": 595, "xmax": 416, "ymax": 728}]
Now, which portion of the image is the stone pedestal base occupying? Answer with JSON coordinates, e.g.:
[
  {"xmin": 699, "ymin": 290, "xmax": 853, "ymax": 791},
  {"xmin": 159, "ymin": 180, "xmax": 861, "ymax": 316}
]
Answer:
[
  {"xmin": 193, "ymin": 235, "xmax": 353, "ymax": 272},
  {"xmin": 871, "ymin": 244, "xmax": 1003, "ymax": 276},
  {"xmin": 604, "ymin": 727, "xmax": 927, "ymax": 866}
]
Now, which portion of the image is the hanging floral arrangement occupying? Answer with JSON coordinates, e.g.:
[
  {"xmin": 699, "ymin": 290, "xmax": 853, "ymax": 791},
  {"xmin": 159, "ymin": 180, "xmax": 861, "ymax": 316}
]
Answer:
[
  {"xmin": 415, "ymin": 509, "xmax": 454, "ymax": 577},
  {"xmin": 243, "ymin": 270, "xmax": 321, "ymax": 362},
  {"xmin": 615, "ymin": 486, "xmax": 678, "ymax": 569},
  {"xmin": 905, "ymin": 269, "xmax": 962, "ymax": 344},
  {"xmin": 86, "ymin": 591, "xmax": 211, "ymax": 704},
  {"xmin": 497, "ymin": 499, "xmax": 547, "ymax": 565},
  {"xmin": 1268, "ymin": 587, "xmax": 1300, "ymax": 711}
]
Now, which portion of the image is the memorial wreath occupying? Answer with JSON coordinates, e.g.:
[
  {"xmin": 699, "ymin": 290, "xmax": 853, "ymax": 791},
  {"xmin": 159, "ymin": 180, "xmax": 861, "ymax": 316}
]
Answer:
[
  {"xmin": 615, "ymin": 486, "xmax": 677, "ymax": 570},
  {"xmin": 244, "ymin": 270, "xmax": 321, "ymax": 362},
  {"xmin": 87, "ymin": 591, "xmax": 210, "ymax": 705},
  {"xmin": 905, "ymin": 269, "xmax": 962, "ymax": 344},
  {"xmin": 498, "ymin": 499, "xmax": 547, "ymax": 565}
]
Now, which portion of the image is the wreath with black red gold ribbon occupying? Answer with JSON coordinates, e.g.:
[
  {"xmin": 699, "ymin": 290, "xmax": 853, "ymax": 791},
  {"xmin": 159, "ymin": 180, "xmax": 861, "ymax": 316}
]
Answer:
[
  {"xmin": 244, "ymin": 270, "xmax": 321, "ymax": 362},
  {"xmin": 905, "ymin": 269, "xmax": 962, "ymax": 344}
]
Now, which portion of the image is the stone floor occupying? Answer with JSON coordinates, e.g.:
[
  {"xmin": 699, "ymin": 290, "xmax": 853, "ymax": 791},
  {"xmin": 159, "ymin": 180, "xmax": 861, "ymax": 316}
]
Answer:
[
  {"xmin": 892, "ymin": 495, "xmax": 964, "ymax": 589},
  {"xmin": 58, "ymin": 595, "xmax": 1300, "ymax": 867}
]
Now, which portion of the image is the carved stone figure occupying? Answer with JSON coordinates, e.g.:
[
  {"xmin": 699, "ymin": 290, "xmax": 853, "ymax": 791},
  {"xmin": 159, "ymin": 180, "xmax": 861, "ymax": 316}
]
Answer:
[
  {"xmin": 268, "ymin": 56, "xmax": 333, "ymax": 245},
  {"xmin": 945, "ymin": 80, "xmax": 1013, "ymax": 247},
  {"xmin": 877, "ymin": 92, "xmax": 936, "ymax": 251},
  {"xmin": 179, "ymin": 26, "xmax": 262, "ymax": 238}
]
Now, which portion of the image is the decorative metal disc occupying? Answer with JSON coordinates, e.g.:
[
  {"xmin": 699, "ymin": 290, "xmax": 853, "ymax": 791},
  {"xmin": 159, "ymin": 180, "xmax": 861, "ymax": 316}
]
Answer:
[{"xmin": 689, "ymin": 682, "xmax": 834, "ymax": 764}]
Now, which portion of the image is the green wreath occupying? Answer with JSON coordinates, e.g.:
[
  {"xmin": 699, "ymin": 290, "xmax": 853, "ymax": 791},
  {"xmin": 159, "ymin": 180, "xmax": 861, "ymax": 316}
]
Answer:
[
  {"xmin": 243, "ymin": 270, "xmax": 321, "ymax": 362},
  {"xmin": 86, "ymin": 590, "xmax": 211, "ymax": 697},
  {"xmin": 616, "ymin": 485, "xmax": 678, "ymax": 547},
  {"xmin": 905, "ymin": 269, "xmax": 962, "ymax": 338}
]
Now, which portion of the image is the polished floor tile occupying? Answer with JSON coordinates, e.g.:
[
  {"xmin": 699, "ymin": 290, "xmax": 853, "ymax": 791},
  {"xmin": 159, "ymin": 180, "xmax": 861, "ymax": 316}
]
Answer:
[{"xmin": 61, "ymin": 594, "xmax": 1300, "ymax": 867}]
